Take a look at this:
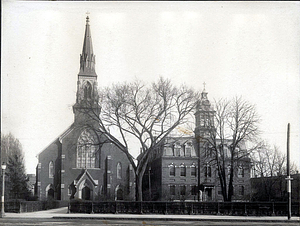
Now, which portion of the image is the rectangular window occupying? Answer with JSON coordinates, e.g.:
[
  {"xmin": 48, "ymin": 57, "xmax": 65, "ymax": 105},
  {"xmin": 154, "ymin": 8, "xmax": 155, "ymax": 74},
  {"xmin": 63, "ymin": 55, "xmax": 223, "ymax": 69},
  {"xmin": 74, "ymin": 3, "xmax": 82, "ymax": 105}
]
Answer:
[
  {"xmin": 191, "ymin": 185, "xmax": 197, "ymax": 195},
  {"xmin": 170, "ymin": 165, "xmax": 175, "ymax": 176},
  {"xmin": 218, "ymin": 188, "xmax": 222, "ymax": 195},
  {"xmin": 180, "ymin": 165, "xmax": 186, "ymax": 177},
  {"xmin": 239, "ymin": 186, "xmax": 244, "ymax": 196},
  {"xmin": 205, "ymin": 166, "xmax": 211, "ymax": 177},
  {"xmin": 180, "ymin": 185, "xmax": 186, "ymax": 196},
  {"xmin": 238, "ymin": 167, "xmax": 245, "ymax": 178},
  {"xmin": 191, "ymin": 166, "xmax": 196, "ymax": 177},
  {"xmin": 170, "ymin": 185, "xmax": 175, "ymax": 196}
]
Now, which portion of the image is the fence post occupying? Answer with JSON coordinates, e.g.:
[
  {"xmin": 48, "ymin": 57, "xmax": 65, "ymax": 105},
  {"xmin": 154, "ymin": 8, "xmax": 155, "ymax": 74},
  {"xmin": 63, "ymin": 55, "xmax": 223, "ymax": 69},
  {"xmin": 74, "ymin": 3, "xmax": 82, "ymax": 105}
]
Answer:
[
  {"xmin": 165, "ymin": 202, "xmax": 168, "ymax": 215},
  {"xmin": 272, "ymin": 202, "xmax": 275, "ymax": 216},
  {"xmin": 217, "ymin": 202, "xmax": 220, "ymax": 215},
  {"xmin": 115, "ymin": 201, "xmax": 118, "ymax": 214},
  {"xmin": 140, "ymin": 201, "xmax": 143, "ymax": 214},
  {"xmin": 244, "ymin": 203, "xmax": 247, "ymax": 216},
  {"xmin": 91, "ymin": 202, "xmax": 94, "ymax": 214},
  {"xmin": 191, "ymin": 202, "xmax": 194, "ymax": 215},
  {"xmin": 67, "ymin": 202, "xmax": 70, "ymax": 214}
]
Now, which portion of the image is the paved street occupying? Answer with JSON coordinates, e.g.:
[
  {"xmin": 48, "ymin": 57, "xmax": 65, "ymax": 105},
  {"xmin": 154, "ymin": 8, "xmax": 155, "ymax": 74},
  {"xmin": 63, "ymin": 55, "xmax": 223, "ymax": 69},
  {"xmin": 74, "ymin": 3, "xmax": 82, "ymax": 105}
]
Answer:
[
  {"xmin": 0, "ymin": 219, "xmax": 300, "ymax": 226},
  {"xmin": 0, "ymin": 207, "xmax": 299, "ymax": 226}
]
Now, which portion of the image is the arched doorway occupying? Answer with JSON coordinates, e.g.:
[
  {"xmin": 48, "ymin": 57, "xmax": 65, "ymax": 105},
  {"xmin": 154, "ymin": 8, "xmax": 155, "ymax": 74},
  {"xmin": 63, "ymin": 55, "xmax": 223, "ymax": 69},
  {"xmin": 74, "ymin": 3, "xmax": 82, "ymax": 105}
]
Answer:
[
  {"xmin": 47, "ymin": 188, "xmax": 54, "ymax": 199},
  {"xmin": 78, "ymin": 179, "xmax": 94, "ymax": 200},
  {"xmin": 46, "ymin": 184, "xmax": 55, "ymax": 200},
  {"xmin": 115, "ymin": 185, "xmax": 123, "ymax": 200},
  {"xmin": 82, "ymin": 186, "xmax": 91, "ymax": 200}
]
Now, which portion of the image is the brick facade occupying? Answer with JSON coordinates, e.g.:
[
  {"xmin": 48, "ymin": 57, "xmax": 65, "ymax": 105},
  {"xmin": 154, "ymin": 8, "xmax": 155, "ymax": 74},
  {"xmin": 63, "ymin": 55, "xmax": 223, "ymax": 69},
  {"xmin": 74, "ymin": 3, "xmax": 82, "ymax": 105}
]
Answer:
[
  {"xmin": 35, "ymin": 17, "xmax": 135, "ymax": 201},
  {"xmin": 142, "ymin": 89, "xmax": 251, "ymax": 202}
]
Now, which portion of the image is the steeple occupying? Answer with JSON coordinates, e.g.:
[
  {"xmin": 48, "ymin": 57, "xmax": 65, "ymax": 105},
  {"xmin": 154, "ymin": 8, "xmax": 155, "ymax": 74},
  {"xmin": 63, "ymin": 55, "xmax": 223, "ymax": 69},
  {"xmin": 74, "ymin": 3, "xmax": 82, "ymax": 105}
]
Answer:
[
  {"xmin": 79, "ymin": 16, "xmax": 96, "ymax": 77},
  {"xmin": 73, "ymin": 16, "xmax": 100, "ymax": 124}
]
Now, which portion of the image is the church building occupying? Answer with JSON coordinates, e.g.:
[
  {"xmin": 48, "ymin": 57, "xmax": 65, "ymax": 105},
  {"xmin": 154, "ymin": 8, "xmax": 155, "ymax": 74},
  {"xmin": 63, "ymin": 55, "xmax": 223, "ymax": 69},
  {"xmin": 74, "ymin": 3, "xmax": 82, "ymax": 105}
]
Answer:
[{"xmin": 35, "ymin": 17, "xmax": 135, "ymax": 201}]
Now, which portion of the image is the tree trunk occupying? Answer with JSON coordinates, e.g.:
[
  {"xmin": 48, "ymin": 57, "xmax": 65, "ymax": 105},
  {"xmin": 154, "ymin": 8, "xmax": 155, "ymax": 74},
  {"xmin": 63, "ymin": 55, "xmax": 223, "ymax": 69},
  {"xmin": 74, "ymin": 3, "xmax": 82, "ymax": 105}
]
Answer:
[{"xmin": 135, "ymin": 159, "xmax": 149, "ymax": 201}]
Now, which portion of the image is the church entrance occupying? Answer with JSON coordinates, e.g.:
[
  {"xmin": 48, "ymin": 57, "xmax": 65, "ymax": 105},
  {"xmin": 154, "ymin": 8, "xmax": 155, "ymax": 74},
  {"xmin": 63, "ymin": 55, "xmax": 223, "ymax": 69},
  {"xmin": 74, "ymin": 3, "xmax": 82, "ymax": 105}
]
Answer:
[
  {"xmin": 204, "ymin": 188, "xmax": 213, "ymax": 201},
  {"xmin": 82, "ymin": 186, "xmax": 91, "ymax": 200},
  {"xmin": 115, "ymin": 185, "xmax": 123, "ymax": 200},
  {"xmin": 47, "ymin": 188, "xmax": 54, "ymax": 199}
]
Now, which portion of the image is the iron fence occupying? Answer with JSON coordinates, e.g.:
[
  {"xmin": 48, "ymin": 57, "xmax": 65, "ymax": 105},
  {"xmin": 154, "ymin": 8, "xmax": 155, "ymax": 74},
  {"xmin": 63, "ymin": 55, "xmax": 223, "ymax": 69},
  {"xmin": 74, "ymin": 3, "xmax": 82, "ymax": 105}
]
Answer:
[
  {"xmin": 4, "ymin": 200, "xmax": 69, "ymax": 213},
  {"xmin": 69, "ymin": 201, "xmax": 300, "ymax": 216}
]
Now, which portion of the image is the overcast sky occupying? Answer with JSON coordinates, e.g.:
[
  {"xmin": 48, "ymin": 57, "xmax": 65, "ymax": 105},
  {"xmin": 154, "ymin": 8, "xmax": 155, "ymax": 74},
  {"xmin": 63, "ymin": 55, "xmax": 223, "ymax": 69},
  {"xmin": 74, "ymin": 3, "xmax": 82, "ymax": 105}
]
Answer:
[{"xmin": 2, "ymin": 1, "xmax": 300, "ymax": 174}]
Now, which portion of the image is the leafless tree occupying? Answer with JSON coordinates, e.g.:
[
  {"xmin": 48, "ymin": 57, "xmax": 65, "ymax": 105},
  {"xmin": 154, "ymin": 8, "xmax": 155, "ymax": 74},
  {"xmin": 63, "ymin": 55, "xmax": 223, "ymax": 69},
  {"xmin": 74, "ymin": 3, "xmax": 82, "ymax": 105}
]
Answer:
[
  {"xmin": 251, "ymin": 143, "xmax": 298, "ymax": 201},
  {"xmin": 202, "ymin": 97, "xmax": 260, "ymax": 201},
  {"xmin": 83, "ymin": 77, "xmax": 199, "ymax": 201}
]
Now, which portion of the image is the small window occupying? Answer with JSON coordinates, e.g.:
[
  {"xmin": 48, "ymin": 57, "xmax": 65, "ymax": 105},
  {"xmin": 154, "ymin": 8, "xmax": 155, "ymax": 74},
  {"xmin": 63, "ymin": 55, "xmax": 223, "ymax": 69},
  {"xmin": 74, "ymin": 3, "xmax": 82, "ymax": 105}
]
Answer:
[
  {"xmin": 238, "ymin": 167, "xmax": 244, "ymax": 178},
  {"xmin": 205, "ymin": 165, "xmax": 211, "ymax": 177},
  {"xmin": 180, "ymin": 185, "xmax": 186, "ymax": 196},
  {"xmin": 49, "ymin": 161, "xmax": 54, "ymax": 178},
  {"xmin": 170, "ymin": 185, "xmax": 175, "ymax": 196},
  {"xmin": 218, "ymin": 188, "xmax": 222, "ymax": 195},
  {"xmin": 239, "ymin": 186, "xmax": 244, "ymax": 196},
  {"xmin": 174, "ymin": 142, "xmax": 181, "ymax": 157},
  {"xmin": 117, "ymin": 162, "xmax": 122, "ymax": 179},
  {"xmin": 191, "ymin": 185, "xmax": 197, "ymax": 195},
  {"xmin": 180, "ymin": 164, "xmax": 186, "ymax": 177},
  {"xmin": 185, "ymin": 142, "xmax": 192, "ymax": 157},
  {"xmin": 191, "ymin": 163, "xmax": 196, "ymax": 177},
  {"xmin": 169, "ymin": 164, "xmax": 175, "ymax": 176}
]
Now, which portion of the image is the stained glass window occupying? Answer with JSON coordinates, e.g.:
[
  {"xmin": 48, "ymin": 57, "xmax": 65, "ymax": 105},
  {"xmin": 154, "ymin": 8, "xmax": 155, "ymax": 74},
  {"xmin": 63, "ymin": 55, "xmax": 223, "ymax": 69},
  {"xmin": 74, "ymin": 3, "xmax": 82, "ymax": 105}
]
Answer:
[
  {"xmin": 117, "ymin": 162, "xmax": 122, "ymax": 179},
  {"xmin": 49, "ymin": 161, "xmax": 54, "ymax": 178},
  {"xmin": 77, "ymin": 129, "xmax": 96, "ymax": 168}
]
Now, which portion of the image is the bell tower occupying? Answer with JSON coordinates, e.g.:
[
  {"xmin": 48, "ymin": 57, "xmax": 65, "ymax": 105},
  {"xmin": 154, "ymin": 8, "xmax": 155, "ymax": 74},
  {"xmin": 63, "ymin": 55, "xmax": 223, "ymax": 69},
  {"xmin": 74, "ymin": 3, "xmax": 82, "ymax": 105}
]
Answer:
[
  {"xmin": 194, "ymin": 83, "xmax": 215, "ymax": 140},
  {"xmin": 73, "ymin": 16, "xmax": 100, "ymax": 124}
]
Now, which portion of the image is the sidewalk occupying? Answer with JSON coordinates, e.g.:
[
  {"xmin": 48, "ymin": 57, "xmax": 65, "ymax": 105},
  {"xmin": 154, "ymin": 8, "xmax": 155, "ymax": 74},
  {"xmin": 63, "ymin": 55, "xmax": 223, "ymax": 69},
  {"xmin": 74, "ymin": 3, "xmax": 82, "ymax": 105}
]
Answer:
[{"xmin": 4, "ymin": 207, "xmax": 300, "ymax": 223}]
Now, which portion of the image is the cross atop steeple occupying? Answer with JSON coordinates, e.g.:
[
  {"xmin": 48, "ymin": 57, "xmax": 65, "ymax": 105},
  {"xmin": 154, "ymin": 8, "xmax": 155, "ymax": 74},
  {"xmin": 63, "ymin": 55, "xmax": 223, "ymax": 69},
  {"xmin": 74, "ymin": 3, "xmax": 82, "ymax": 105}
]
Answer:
[
  {"xmin": 86, "ymin": 11, "xmax": 90, "ymax": 23},
  {"xmin": 203, "ymin": 82, "xmax": 206, "ymax": 91}
]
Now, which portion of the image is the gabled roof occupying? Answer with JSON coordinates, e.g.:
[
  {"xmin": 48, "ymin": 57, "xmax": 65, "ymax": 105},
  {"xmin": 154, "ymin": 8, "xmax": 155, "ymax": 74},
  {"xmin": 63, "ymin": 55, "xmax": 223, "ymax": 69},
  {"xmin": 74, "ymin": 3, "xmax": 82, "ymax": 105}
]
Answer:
[
  {"xmin": 36, "ymin": 123, "xmax": 74, "ymax": 157},
  {"xmin": 74, "ymin": 169, "xmax": 98, "ymax": 187}
]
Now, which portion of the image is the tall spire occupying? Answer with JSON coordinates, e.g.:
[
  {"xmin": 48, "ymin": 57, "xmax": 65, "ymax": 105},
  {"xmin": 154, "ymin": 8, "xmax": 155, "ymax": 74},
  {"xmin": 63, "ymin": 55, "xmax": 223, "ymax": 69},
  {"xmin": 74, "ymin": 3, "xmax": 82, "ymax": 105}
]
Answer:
[{"xmin": 79, "ymin": 16, "xmax": 96, "ymax": 76}]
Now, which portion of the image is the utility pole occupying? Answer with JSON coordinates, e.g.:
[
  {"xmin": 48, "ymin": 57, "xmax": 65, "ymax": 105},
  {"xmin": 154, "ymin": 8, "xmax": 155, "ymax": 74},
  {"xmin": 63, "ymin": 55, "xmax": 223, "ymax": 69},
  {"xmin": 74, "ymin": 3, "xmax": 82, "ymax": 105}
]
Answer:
[{"xmin": 285, "ymin": 123, "xmax": 293, "ymax": 220}]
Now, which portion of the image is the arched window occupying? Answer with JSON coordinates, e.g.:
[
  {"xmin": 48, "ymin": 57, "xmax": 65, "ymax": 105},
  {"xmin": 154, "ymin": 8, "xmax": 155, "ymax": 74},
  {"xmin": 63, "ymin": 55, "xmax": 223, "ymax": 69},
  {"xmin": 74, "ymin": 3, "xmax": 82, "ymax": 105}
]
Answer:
[
  {"xmin": 117, "ymin": 162, "xmax": 122, "ymax": 179},
  {"xmin": 49, "ymin": 161, "xmax": 54, "ymax": 178},
  {"xmin": 239, "ymin": 186, "xmax": 245, "ymax": 196},
  {"xmin": 191, "ymin": 163, "xmax": 196, "ymax": 177},
  {"xmin": 77, "ymin": 129, "xmax": 96, "ymax": 168},
  {"xmin": 205, "ymin": 164, "xmax": 211, "ymax": 177},
  {"xmin": 238, "ymin": 166, "xmax": 244, "ymax": 178},
  {"xmin": 180, "ymin": 163, "xmax": 186, "ymax": 177},
  {"xmin": 84, "ymin": 82, "xmax": 92, "ymax": 99},
  {"xmin": 169, "ymin": 164, "xmax": 175, "ymax": 176}
]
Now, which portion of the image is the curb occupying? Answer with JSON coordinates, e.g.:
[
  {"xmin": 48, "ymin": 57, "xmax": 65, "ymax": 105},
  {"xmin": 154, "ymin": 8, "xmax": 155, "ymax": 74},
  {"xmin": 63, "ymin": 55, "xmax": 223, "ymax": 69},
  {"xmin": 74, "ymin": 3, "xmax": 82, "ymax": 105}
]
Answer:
[{"xmin": 52, "ymin": 216, "xmax": 300, "ymax": 223}]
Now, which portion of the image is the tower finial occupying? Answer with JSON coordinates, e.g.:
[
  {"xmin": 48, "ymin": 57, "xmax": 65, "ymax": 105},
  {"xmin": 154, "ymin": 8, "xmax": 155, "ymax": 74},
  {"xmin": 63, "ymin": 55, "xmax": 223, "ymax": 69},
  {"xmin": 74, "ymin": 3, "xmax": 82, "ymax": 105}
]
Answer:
[
  {"xmin": 203, "ymin": 82, "xmax": 206, "ymax": 91},
  {"xmin": 86, "ymin": 11, "xmax": 90, "ymax": 23}
]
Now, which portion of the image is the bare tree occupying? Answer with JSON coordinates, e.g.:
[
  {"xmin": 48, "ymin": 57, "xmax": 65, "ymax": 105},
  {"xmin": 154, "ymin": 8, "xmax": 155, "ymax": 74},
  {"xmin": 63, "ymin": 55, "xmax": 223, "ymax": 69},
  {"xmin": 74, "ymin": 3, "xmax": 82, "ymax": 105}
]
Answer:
[
  {"xmin": 202, "ymin": 97, "xmax": 260, "ymax": 201},
  {"xmin": 251, "ymin": 143, "xmax": 298, "ymax": 201},
  {"xmin": 82, "ymin": 77, "xmax": 199, "ymax": 201}
]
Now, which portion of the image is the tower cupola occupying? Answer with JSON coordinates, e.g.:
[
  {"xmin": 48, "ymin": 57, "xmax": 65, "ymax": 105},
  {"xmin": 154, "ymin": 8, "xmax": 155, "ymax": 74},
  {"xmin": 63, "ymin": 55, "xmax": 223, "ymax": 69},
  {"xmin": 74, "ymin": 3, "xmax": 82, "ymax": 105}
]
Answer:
[{"xmin": 194, "ymin": 83, "xmax": 215, "ymax": 139}]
